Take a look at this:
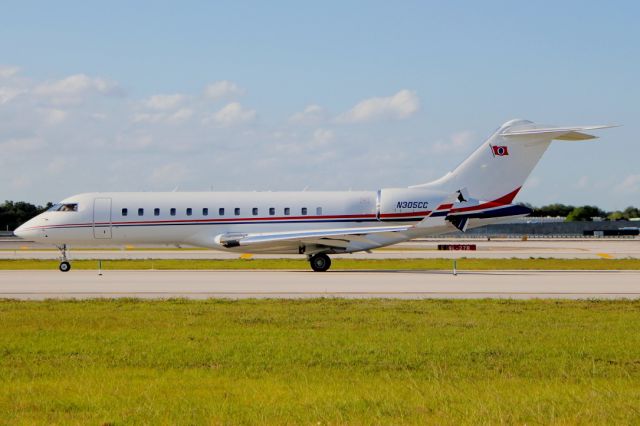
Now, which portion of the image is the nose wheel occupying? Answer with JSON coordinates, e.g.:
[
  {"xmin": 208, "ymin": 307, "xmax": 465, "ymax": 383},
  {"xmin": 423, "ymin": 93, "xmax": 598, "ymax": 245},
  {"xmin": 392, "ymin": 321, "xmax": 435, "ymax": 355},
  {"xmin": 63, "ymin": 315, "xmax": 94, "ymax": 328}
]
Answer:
[
  {"xmin": 309, "ymin": 253, "xmax": 331, "ymax": 272},
  {"xmin": 57, "ymin": 244, "xmax": 71, "ymax": 272}
]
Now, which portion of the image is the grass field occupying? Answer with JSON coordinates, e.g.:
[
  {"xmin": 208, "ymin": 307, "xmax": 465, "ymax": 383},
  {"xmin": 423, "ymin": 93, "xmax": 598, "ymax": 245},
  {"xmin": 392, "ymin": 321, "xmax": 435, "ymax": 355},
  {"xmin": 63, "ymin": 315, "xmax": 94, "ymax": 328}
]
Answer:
[
  {"xmin": 1, "ymin": 299, "xmax": 640, "ymax": 424},
  {"xmin": 1, "ymin": 257, "xmax": 640, "ymax": 271}
]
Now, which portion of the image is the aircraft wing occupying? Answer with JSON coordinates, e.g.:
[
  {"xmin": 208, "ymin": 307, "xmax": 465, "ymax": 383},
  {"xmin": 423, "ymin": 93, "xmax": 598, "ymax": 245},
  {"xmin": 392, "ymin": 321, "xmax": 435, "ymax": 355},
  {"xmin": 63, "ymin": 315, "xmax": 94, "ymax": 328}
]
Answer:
[{"xmin": 215, "ymin": 224, "xmax": 413, "ymax": 249}]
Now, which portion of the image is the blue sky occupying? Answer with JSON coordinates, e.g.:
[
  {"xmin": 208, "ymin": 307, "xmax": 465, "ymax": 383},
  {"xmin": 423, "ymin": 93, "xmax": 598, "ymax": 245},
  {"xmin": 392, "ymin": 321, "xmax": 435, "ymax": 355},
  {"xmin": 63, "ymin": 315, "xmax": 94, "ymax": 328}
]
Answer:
[{"xmin": 1, "ymin": 1, "xmax": 638, "ymax": 209}]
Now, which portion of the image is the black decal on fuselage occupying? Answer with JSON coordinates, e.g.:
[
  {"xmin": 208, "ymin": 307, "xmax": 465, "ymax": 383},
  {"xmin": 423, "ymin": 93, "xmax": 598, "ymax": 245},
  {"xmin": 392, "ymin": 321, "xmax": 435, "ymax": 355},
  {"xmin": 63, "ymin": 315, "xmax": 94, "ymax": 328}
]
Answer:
[{"xmin": 396, "ymin": 201, "xmax": 429, "ymax": 209}]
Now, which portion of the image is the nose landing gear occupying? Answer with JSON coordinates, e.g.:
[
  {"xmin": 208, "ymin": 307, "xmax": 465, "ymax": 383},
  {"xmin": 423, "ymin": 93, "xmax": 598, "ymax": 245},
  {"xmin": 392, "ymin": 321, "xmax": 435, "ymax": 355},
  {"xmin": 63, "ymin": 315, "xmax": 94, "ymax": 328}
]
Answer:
[
  {"xmin": 57, "ymin": 244, "xmax": 71, "ymax": 272},
  {"xmin": 309, "ymin": 253, "xmax": 331, "ymax": 272}
]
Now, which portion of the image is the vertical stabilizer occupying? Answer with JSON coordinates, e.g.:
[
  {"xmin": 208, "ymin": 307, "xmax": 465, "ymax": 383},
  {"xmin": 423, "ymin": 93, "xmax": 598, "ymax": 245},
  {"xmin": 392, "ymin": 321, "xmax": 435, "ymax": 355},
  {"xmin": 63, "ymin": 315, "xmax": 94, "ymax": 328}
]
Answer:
[{"xmin": 411, "ymin": 119, "xmax": 612, "ymax": 202}]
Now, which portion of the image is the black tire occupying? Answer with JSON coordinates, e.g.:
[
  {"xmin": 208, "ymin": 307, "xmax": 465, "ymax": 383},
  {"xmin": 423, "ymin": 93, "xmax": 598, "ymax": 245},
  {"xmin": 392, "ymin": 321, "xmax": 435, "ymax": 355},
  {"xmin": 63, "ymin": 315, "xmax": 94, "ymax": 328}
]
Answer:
[
  {"xmin": 59, "ymin": 261, "xmax": 71, "ymax": 272},
  {"xmin": 309, "ymin": 253, "xmax": 331, "ymax": 272}
]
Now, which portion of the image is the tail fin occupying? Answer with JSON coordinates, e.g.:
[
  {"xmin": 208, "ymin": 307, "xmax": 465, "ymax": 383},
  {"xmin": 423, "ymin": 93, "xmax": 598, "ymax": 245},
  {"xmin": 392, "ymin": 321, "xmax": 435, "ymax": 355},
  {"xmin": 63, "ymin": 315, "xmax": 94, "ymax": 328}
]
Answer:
[{"xmin": 411, "ymin": 119, "xmax": 615, "ymax": 202}]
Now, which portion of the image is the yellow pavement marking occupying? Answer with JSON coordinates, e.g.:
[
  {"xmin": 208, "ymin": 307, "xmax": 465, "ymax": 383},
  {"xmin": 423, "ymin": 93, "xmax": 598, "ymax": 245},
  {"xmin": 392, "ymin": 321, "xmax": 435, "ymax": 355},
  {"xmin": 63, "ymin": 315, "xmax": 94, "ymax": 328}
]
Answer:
[{"xmin": 597, "ymin": 253, "xmax": 614, "ymax": 259}]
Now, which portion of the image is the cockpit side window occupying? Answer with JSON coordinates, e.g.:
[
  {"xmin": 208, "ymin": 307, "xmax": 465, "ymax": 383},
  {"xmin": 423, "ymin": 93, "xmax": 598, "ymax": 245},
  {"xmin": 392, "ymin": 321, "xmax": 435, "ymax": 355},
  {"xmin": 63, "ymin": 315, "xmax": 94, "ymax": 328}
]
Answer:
[{"xmin": 48, "ymin": 203, "xmax": 78, "ymax": 212}]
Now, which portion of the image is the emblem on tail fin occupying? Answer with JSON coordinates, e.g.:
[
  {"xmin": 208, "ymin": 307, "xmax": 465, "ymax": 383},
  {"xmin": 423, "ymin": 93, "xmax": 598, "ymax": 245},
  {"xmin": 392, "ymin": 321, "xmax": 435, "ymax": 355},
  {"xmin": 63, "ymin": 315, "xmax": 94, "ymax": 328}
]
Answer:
[{"xmin": 491, "ymin": 145, "xmax": 509, "ymax": 156}]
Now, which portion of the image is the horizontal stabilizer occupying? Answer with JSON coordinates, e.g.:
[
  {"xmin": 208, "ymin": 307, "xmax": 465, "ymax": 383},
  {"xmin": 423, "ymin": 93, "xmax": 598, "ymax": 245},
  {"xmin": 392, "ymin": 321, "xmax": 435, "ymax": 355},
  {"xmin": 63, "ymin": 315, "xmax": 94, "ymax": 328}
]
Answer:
[{"xmin": 500, "ymin": 124, "xmax": 617, "ymax": 141}]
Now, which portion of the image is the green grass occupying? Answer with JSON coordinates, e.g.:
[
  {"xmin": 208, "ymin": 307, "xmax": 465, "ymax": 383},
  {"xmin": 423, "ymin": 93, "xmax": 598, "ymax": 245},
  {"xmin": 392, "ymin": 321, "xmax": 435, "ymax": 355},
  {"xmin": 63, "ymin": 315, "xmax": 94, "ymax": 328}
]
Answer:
[
  {"xmin": 1, "ymin": 299, "xmax": 640, "ymax": 424},
  {"xmin": 1, "ymin": 257, "xmax": 640, "ymax": 270}
]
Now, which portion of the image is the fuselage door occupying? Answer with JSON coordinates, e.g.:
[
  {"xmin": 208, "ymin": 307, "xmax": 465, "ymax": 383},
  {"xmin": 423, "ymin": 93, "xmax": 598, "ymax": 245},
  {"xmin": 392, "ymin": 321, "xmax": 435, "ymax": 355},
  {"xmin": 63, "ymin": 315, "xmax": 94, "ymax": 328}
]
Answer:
[{"xmin": 93, "ymin": 198, "xmax": 112, "ymax": 239}]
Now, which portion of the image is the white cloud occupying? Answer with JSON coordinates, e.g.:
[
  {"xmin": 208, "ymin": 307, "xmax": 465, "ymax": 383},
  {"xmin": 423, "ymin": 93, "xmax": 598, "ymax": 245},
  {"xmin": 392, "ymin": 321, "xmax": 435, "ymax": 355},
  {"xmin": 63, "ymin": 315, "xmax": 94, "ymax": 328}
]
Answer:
[
  {"xmin": 203, "ymin": 80, "xmax": 245, "ymax": 100},
  {"xmin": 311, "ymin": 128, "xmax": 334, "ymax": 147},
  {"xmin": 615, "ymin": 174, "xmax": 640, "ymax": 194},
  {"xmin": 42, "ymin": 108, "xmax": 68, "ymax": 125},
  {"xmin": 167, "ymin": 108, "xmax": 194, "ymax": 123},
  {"xmin": 46, "ymin": 156, "xmax": 73, "ymax": 174},
  {"xmin": 205, "ymin": 102, "xmax": 256, "ymax": 126},
  {"xmin": 132, "ymin": 112, "xmax": 164, "ymax": 124},
  {"xmin": 432, "ymin": 130, "xmax": 475, "ymax": 153},
  {"xmin": 143, "ymin": 94, "xmax": 185, "ymax": 110},
  {"xmin": 132, "ymin": 107, "xmax": 194, "ymax": 125},
  {"xmin": 35, "ymin": 74, "xmax": 117, "ymax": 95},
  {"xmin": 0, "ymin": 65, "xmax": 20, "ymax": 78},
  {"xmin": 9, "ymin": 175, "xmax": 31, "ymax": 190},
  {"xmin": 148, "ymin": 162, "xmax": 191, "ymax": 185},
  {"xmin": 115, "ymin": 133, "xmax": 154, "ymax": 150},
  {"xmin": 0, "ymin": 137, "xmax": 45, "ymax": 153},
  {"xmin": 575, "ymin": 175, "xmax": 590, "ymax": 189},
  {"xmin": 34, "ymin": 74, "xmax": 121, "ymax": 104},
  {"xmin": 0, "ymin": 87, "xmax": 24, "ymax": 104},
  {"xmin": 289, "ymin": 104, "xmax": 327, "ymax": 125},
  {"xmin": 270, "ymin": 128, "xmax": 337, "ymax": 161},
  {"xmin": 337, "ymin": 89, "xmax": 420, "ymax": 123},
  {"xmin": 524, "ymin": 176, "xmax": 542, "ymax": 189}
]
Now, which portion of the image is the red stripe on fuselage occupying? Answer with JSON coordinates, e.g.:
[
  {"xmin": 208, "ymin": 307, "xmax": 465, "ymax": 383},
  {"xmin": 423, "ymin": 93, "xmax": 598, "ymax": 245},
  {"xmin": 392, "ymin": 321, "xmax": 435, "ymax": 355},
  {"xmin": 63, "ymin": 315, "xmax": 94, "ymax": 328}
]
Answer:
[
  {"xmin": 21, "ymin": 213, "xmax": 379, "ymax": 230},
  {"xmin": 449, "ymin": 187, "xmax": 521, "ymax": 214}
]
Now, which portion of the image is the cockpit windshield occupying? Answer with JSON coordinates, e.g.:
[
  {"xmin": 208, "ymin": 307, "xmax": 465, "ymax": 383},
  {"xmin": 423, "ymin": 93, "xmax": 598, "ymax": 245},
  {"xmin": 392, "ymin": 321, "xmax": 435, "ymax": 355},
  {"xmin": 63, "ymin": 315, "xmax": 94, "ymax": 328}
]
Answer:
[{"xmin": 47, "ymin": 203, "xmax": 78, "ymax": 212}]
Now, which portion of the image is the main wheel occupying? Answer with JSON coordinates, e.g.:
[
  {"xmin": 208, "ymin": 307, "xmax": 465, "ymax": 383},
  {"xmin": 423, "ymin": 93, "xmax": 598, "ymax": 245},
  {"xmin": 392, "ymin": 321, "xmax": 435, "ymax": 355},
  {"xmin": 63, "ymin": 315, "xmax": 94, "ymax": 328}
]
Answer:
[
  {"xmin": 309, "ymin": 253, "xmax": 331, "ymax": 272},
  {"xmin": 59, "ymin": 261, "xmax": 71, "ymax": 272}
]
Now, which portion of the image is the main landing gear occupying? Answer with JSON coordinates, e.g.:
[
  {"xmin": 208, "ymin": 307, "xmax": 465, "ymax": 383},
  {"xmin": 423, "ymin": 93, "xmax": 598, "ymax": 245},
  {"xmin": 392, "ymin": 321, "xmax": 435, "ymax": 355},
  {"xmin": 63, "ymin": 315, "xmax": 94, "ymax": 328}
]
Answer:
[
  {"xmin": 309, "ymin": 253, "xmax": 331, "ymax": 272},
  {"xmin": 57, "ymin": 244, "xmax": 71, "ymax": 272}
]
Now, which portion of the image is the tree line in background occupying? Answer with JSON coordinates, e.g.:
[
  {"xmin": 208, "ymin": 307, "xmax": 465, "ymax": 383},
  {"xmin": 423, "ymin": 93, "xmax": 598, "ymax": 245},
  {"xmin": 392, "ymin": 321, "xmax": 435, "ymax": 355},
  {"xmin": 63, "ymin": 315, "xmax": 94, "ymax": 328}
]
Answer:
[
  {"xmin": 1, "ymin": 200, "xmax": 639, "ymax": 232},
  {"xmin": 518, "ymin": 203, "xmax": 640, "ymax": 222},
  {"xmin": 0, "ymin": 201, "xmax": 53, "ymax": 232}
]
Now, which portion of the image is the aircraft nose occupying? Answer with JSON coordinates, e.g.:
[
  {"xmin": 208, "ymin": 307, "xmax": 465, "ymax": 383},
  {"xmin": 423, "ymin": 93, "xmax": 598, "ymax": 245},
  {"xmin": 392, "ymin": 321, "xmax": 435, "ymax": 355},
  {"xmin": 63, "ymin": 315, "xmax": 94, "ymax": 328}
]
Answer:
[
  {"xmin": 13, "ymin": 223, "xmax": 30, "ymax": 239},
  {"xmin": 13, "ymin": 221, "xmax": 39, "ymax": 240}
]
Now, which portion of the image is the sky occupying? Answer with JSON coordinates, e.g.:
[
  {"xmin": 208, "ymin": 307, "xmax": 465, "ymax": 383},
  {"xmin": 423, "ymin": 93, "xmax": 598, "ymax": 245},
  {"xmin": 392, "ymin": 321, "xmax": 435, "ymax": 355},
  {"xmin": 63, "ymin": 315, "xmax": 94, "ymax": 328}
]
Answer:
[{"xmin": 0, "ymin": 1, "xmax": 638, "ymax": 210}]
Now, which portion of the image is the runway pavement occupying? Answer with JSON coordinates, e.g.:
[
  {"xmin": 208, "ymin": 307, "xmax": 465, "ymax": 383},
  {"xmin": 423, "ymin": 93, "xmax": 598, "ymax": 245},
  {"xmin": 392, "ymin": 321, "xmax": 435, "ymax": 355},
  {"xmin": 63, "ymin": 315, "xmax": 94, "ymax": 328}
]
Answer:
[
  {"xmin": 1, "ymin": 270, "xmax": 638, "ymax": 300},
  {"xmin": 1, "ymin": 238, "xmax": 639, "ymax": 259}
]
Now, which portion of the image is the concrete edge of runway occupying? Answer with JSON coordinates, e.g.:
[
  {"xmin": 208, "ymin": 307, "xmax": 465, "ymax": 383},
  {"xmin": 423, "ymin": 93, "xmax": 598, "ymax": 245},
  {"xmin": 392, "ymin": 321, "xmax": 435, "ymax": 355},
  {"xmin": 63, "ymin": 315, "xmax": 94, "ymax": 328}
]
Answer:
[
  {"xmin": 1, "ymin": 269, "xmax": 639, "ymax": 300},
  {"xmin": 2, "ymin": 294, "xmax": 638, "ymax": 300}
]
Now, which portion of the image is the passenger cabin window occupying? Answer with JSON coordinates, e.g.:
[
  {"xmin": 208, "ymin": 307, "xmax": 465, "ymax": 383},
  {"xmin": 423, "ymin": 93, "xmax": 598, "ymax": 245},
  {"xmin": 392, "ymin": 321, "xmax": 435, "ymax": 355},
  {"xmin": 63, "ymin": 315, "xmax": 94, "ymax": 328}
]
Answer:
[
  {"xmin": 284, "ymin": 207, "xmax": 290, "ymax": 216},
  {"xmin": 48, "ymin": 203, "xmax": 78, "ymax": 212},
  {"xmin": 316, "ymin": 207, "xmax": 322, "ymax": 215},
  {"xmin": 122, "ymin": 208, "xmax": 128, "ymax": 216},
  {"xmin": 269, "ymin": 207, "xmax": 275, "ymax": 216},
  {"xmin": 301, "ymin": 207, "xmax": 307, "ymax": 215},
  {"xmin": 252, "ymin": 208, "xmax": 258, "ymax": 216},
  {"xmin": 203, "ymin": 208, "xmax": 208, "ymax": 216},
  {"xmin": 138, "ymin": 208, "xmax": 144, "ymax": 216},
  {"xmin": 234, "ymin": 208, "xmax": 240, "ymax": 216},
  {"xmin": 186, "ymin": 208, "xmax": 192, "ymax": 216},
  {"xmin": 170, "ymin": 208, "xmax": 176, "ymax": 216},
  {"xmin": 219, "ymin": 208, "xmax": 225, "ymax": 216},
  {"xmin": 154, "ymin": 208, "xmax": 160, "ymax": 216}
]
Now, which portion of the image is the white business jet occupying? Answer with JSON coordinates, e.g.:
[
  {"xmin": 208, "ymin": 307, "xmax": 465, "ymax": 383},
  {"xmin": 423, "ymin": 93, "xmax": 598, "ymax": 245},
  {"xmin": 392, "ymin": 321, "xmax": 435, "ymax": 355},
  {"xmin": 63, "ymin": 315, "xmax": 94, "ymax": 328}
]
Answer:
[{"xmin": 15, "ymin": 119, "xmax": 613, "ymax": 272}]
